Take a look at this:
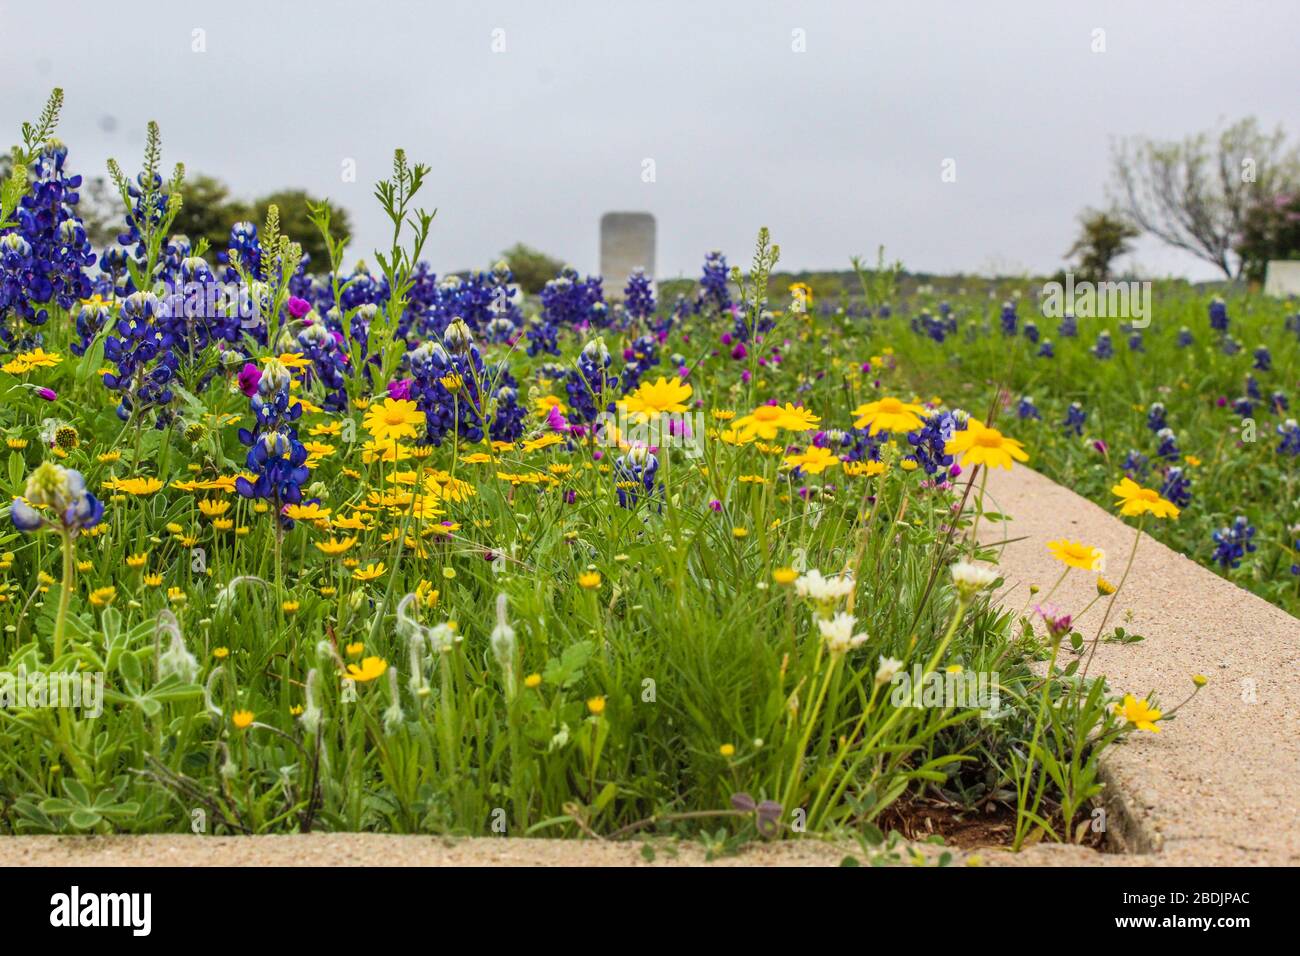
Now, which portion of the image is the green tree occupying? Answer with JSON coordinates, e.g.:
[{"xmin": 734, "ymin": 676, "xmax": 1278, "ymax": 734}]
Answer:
[
  {"xmin": 1065, "ymin": 209, "xmax": 1139, "ymax": 281},
  {"xmin": 247, "ymin": 188, "xmax": 350, "ymax": 270},
  {"xmin": 500, "ymin": 242, "xmax": 563, "ymax": 293},
  {"xmin": 1236, "ymin": 192, "xmax": 1300, "ymax": 282},
  {"xmin": 167, "ymin": 177, "xmax": 350, "ymax": 270},
  {"xmin": 167, "ymin": 173, "xmax": 249, "ymax": 254},
  {"xmin": 1110, "ymin": 117, "xmax": 1300, "ymax": 279}
]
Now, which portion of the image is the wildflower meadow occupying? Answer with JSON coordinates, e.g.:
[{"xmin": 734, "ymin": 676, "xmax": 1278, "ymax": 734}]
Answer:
[{"xmin": 0, "ymin": 90, "xmax": 1210, "ymax": 856}]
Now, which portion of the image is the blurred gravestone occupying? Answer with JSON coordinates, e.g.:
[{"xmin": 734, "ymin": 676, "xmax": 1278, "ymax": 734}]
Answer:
[
  {"xmin": 1264, "ymin": 261, "xmax": 1300, "ymax": 297},
  {"xmin": 600, "ymin": 212, "xmax": 656, "ymax": 299}
]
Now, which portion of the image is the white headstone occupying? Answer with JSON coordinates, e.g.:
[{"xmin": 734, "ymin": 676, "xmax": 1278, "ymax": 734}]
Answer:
[
  {"xmin": 600, "ymin": 212, "xmax": 656, "ymax": 299},
  {"xmin": 1263, "ymin": 260, "xmax": 1300, "ymax": 297}
]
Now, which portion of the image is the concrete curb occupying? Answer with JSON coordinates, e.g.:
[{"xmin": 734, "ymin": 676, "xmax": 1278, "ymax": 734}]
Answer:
[{"xmin": 978, "ymin": 465, "xmax": 1300, "ymax": 865}]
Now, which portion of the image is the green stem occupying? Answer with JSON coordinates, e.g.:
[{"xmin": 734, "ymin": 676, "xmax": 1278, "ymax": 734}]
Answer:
[{"xmin": 53, "ymin": 530, "xmax": 74, "ymax": 660}]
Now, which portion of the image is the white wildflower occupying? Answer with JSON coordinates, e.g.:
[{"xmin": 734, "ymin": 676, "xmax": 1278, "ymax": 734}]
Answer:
[
  {"xmin": 950, "ymin": 560, "xmax": 999, "ymax": 599},
  {"xmin": 875, "ymin": 656, "xmax": 904, "ymax": 687},
  {"xmin": 795, "ymin": 569, "xmax": 855, "ymax": 603},
  {"xmin": 816, "ymin": 611, "xmax": 869, "ymax": 656}
]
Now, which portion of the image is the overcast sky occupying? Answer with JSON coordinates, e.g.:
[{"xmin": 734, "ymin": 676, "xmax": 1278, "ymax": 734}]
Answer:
[{"xmin": 3, "ymin": 0, "xmax": 1296, "ymax": 282}]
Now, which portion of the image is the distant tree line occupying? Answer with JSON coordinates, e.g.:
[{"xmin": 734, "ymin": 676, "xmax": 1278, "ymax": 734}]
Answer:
[{"xmin": 1072, "ymin": 117, "xmax": 1300, "ymax": 283}]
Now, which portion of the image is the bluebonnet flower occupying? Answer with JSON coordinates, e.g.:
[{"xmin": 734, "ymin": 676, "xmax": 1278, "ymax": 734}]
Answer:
[
  {"xmin": 10, "ymin": 462, "xmax": 104, "ymax": 536},
  {"xmin": 109, "ymin": 170, "xmax": 170, "ymax": 281},
  {"xmin": 1160, "ymin": 466, "xmax": 1192, "ymax": 509},
  {"xmin": 158, "ymin": 254, "xmax": 244, "ymax": 374},
  {"xmin": 905, "ymin": 410, "xmax": 958, "ymax": 475},
  {"xmin": 696, "ymin": 251, "xmax": 732, "ymax": 316},
  {"xmin": 1022, "ymin": 320, "xmax": 1039, "ymax": 343},
  {"xmin": 566, "ymin": 338, "xmax": 618, "ymax": 425},
  {"xmin": 913, "ymin": 309, "xmax": 948, "ymax": 343},
  {"xmin": 1017, "ymin": 396, "xmax": 1041, "ymax": 420},
  {"xmin": 1246, "ymin": 375, "xmax": 1261, "ymax": 400},
  {"xmin": 1037, "ymin": 338, "xmax": 1055, "ymax": 358},
  {"xmin": 614, "ymin": 444, "xmax": 659, "ymax": 509},
  {"xmin": 1128, "ymin": 330, "xmax": 1144, "ymax": 352},
  {"xmin": 1155, "ymin": 427, "xmax": 1180, "ymax": 460},
  {"xmin": 1276, "ymin": 419, "xmax": 1300, "ymax": 455},
  {"xmin": 234, "ymin": 360, "xmax": 310, "ymax": 518},
  {"xmin": 1208, "ymin": 297, "xmax": 1228, "ymax": 332},
  {"xmin": 408, "ymin": 320, "xmax": 487, "ymax": 446},
  {"xmin": 541, "ymin": 266, "xmax": 606, "ymax": 329},
  {"xmin": 1062, "ymin": 401, "xmax": 1086, "ymax": 436},
  {"xmin": 1146, "ymin": 402, "xmax": 1167, "ymax": 433},
  {"xmin": 835, "ymin": 425, "xmax": 889, "ymax": 464},
  {"xmin": 1059, "ymin": 313, "xmax": 1077, "ymax": 338},
  {"xmin": 999, "ymin": 300, "xmax": 1017, "ymax": 336},
  {"xmin": 70, "ymin": 297, "xmax": 114, "ymax": 357},
  {"xmin": 1, "ymin": 141, "xmax": 96, "ymax": 350},
  {"xmin": 624, "ymin": 268, "xmax": 656, "ymax": 323},
  {"xmin": 1211, "ymin": 516, "xmax": 1256, "ymax": 569},
  {"xmin": 296, "ymin": 319, "xmax": 350, "ymax": 413},
  {"xmin": 337, "ymin": 262, "xmax": 388, "ymax": 315},
  {"xmin": 1091, "ymin": 330, "xmax": 1113, "ymax": 359},
  {"xmin": 424, "ymin": 266, "xmax": 519, "ymax": 339},
  {"xmin": 1176, "ymin": 326, "xmax": 1193, "ymax": 348},
  {"xmin": 489, "ymin": 385, "xmax": 526, "ymax": 444},
  {"xmin": 1220, "ymin": 335, "xmax": 1241, "ymax": 356},
  {"xmin": 1271, "ymin": 391, "xmax": 1289, "ymax": 414},
  {"xmin": 734, "ymin": 306, "xmax": 775, "ymax": 343},
  {"xmin": 222, "ymin": 221, "xmax": 264, "ymax": 282},
  {"xmin": 102, "ymin": 291, "xmax": 181, "ymax": 426},
  {"xmin": 619, "ymin": 334, "xmax": 661, "ymax": 393},
  {"xmin": 1233, "ymin": 396, "xmax": 1255, "ymax": 418},
  {"xmin": 1122, "ymin": 449, "xmax": 1150, "ymax": 479},
  {"xmin": 525, "ymin": 314, "xmax": 560, "ymax": 357},
  {"xmin": 1253, "ymin": 345, "xmax": 1272, "ymax": 372}
]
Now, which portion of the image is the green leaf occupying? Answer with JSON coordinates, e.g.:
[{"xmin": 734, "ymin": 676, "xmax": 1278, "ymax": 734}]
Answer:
[
  {"xmin": 859, "ymin": 821, "xmax": 885, "ymax": 846},
  {"xmin": 68, "ymin": 809, "xmax": 102, "ymax": 830},
  {"xmin": 6, "ymin": 450, "xmax": 23, "ymax": 491},
  {"xmin": 593, "ymin": 782, "xmax": 617, "ymax": 813},
  {"xmin": 99, "ymin": 606, "xmax": 121, "ymax": 645},
  {"xmin": 118, "ymin": 650, "xmax": 142, "ymax": 686}
]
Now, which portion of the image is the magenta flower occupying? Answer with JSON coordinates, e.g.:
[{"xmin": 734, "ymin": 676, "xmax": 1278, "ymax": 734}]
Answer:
[
  {"xmin": 286, "ymin": 296, "xmax": 312, "ymax": 319},
  {"xmin": 387, "ymin": 378, "xmax": 413, "ymax": 401},
  {"xmin": 237, "ymin": 362, "xmax": 262, "ymax": 398},
  {"xmin": 1034, "ymin": 604, "xmax": 1073, "ymax": 642},
  {"xmin": 37, "ymin": 387, "xmax": 57, "ymax": 402},
  {"xmin": 545, "ymin": 405, "xmax": 570, "ymax": 432}
]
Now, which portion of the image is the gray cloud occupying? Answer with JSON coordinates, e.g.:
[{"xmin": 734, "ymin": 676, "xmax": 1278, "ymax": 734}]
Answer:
[{"xmin": 3, "ymin": 0, "xmax": 1294, "ymax": 281}]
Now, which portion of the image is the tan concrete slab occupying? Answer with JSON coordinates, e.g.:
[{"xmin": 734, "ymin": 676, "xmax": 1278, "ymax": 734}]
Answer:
[
  {"xmin": 978, "ymin": 465, "xmax": 1300, "ymax": 865},
  {"xmin": 0, "ymin": 833, "xmax": 1141, "ymax": 867}
]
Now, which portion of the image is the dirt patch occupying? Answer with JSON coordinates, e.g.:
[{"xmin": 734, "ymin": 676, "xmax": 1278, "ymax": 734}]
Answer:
[{"xmin": 882, "ymin": 798, "xmax": 1106, "ymax": 852}]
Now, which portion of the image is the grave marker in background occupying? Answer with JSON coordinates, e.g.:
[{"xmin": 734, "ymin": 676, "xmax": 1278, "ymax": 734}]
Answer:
[
  {"xmin": 600, "ymin": 212, "xmax": 656, "ymax": 299},
  {"xmin": 1264, "ymin": 260, "xmax": 1300, "ymax": 297}
]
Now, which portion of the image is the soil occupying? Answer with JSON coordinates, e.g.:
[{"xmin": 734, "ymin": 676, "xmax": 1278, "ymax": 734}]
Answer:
[{"xmin": 882, "ymin": 798, "xmax": 1106, "ymax": 852}]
